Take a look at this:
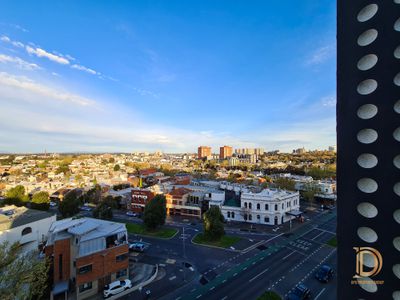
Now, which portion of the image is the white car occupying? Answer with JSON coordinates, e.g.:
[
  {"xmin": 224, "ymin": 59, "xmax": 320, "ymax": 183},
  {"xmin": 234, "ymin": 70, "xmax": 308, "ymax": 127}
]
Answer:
[
  {"xmin": 126, "ymin": 211, "xmax": 137, "ymax": 217},
  {"xmin": 49, "ymin": 201, "xmax": 57, "ymax": 207},
  {"xmin": 103, "ymin": 279, "xmax": 132, "ymax": 298}
]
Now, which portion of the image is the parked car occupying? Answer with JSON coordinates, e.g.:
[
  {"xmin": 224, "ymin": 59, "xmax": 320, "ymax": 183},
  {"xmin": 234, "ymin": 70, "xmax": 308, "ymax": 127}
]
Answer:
[
  {"xmin": 126, "ymin": 211, "xmax": 137, "ymax": 217},
  {"xmin": 129, "ymin": 242, "xmax": 146, "ymax": 252},
  {"xmin": 286, "ymin": 284, "xmax": 311, "ymax": 300},
  {"xmin": 315, "ymin": 265, "xmax": 334, "ymax": 283},
  {"xmin": 80, "ymin": 206, "xmax": 92, "ymax": 211},
  {"xmin": 103, "ymin": 279, "xmax": 132, "ymax": 298},
  {"xmin": 49, "ymin": 201, "xmax": 57, "ymax": 207}
]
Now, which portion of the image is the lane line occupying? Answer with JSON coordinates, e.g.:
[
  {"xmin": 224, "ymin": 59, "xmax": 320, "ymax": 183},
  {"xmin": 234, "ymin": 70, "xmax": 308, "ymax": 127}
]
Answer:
[
  {"xmin": 311, "ymin": 231, "xmax": 325, "ymax": 241},
  {"xmin": 314, "ymin": 288, "xmax": 326, "ymax": 300},
  {"xmin": 282, "ymin": 251, "xmax": 295, "ymax": 260},
  {"xmin": 249, "ymin": 268, "xmax": 269, "ymax": 283}
]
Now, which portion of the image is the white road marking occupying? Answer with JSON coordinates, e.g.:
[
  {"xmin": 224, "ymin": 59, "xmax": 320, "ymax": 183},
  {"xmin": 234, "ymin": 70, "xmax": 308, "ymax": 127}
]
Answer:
[
  {"xmin": 314, "ymin": 288, "xmax": 326, "ymax": 300},
  {"xmin": 249, "ymin": 268, "xmax": 269, "ymax": 282},
  {"xmin": 282, "ymin": 251, "xmax": 295, "ymax": 260},
  {"xmin": 311, "ymin": 231, "xmax": 325, "ymax": 241},
  {"xmin": 169, "ymin": 276, "xmax": 176, "ymax": 281}
]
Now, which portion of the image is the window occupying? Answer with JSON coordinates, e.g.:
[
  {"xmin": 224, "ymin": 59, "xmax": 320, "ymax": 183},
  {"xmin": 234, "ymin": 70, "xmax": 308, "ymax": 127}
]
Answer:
[
  {"xmin": 116, "ymin": 253, "xmax": 128, "ymax": 262},
  {"xmin": 227, "ymin": 211, "xmax": 231, "ymax": 218},
  {"xmin": 275, "ymin": 204, "xmax": 278, "ymax": 211},
  {"xmin": 256, "ymin": 203, "xmax": 260, "ymax": 210},
  {"xmin": 244, "ymin": 214, "xmax": 248, "ymax": 221},
  {"xmin": 282, "ymin": 203, "xmax": 284, "ymax": 209},
  {"xmin": 249, "ymin": 203, "xmax": 252, "ymax": 209},
  {"xmin": 265, "ymin": 204, "xmax": 269, "ymax": 210},
  {"xmin": 231, "ymin": 212, "xmax": 235, "ymax": 219},
  {"xmin": 287, "ymin": 202, "xmax": 289, "ymax": 208},
  {"xmin": 257, "ymin": 215, "xmax": 260, "ymax": 220},
  {"xmin": 79, "ymin": 282, "xmax": 92, "ymax": 293},
  {"xmin": 21, "ymin": 227, "xmax": 32, "ymax": 235},
  {"xmin": 244, "ymin": 202, "xmax": 247, "ymax": 208},
  {"xmin": 116, "ymin": 269, "xmax": 127, "ymax": 278},
  {"xmin": 249, "ymin": 214, "xmax": 252, "ymax": 221},
  {"xmin": 264, "ymin": 217, "xmax": 270, "ymax": 223},
  {"xmin": 78, "ymin": 264, "xmax": 92, "ymax": 275}
]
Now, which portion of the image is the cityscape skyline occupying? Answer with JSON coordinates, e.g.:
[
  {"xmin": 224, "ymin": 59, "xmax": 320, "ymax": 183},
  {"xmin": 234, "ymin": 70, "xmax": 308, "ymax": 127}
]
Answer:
[{"xmin": 0, "ymin": 1, "xmax": 335, "ymax": 153}]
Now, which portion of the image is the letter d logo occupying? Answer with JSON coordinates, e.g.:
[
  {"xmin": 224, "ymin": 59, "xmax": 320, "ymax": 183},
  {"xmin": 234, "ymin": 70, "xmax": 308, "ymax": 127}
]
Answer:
[{"xmin": 353, "ymin": 247, "xmax": 383, "ymax": 278}]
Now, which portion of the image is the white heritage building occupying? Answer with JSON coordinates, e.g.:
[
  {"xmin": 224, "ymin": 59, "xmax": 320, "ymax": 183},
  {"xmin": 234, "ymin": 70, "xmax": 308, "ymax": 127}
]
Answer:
[{"xmin": 221, "ymin": 189, "xmax": 300, "ymax": 226}]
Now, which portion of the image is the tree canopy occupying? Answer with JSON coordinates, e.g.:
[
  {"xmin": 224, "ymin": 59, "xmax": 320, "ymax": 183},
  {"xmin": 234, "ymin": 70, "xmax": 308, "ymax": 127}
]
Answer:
[
  {"xmin": 0, "ymin": 241, "xmax": 49, "ymax": 300},
  {"xmin": 4, "ymin": 185, "xmax": 29, "ymax": 206},
  {"xmin": 58, "ymin": 190, "xmax": 81, "ymax": 218},
  {"xmin": 203, "ymin": 206, "xmax": 225, "ymax": 240},
  {"xmin": 143, "ymin": 194, "xmax": 166, "ymax": 230},
  {"xmin": 31, "ymin": 191, "xmax": 50, "ymax": 211},
  {"xmin": 273, "ymin": 177, "xmax": 296, "ymax": 191}
]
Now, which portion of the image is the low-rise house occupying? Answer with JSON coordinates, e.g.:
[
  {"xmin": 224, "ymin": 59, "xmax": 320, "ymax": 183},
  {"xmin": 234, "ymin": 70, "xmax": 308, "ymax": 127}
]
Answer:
[
  {"xmin": 0, "ymin": 205, "xmax": 56, "ymax": 253},
  {"xmin": 165, "ymin": 187, "xmax": 201, "ymax": 218},
  {"xmin": 129, "ymin": 188, "xmax": 155, "ymax": 213},
  {"xmin": 45, "ymin": 217, "xmax": 129, "ymax": 300}
]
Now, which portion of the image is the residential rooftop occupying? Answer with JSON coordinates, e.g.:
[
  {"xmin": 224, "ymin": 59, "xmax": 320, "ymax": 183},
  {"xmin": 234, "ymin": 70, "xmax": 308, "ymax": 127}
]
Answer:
[{"xmin": 0, "ymin": 205, "xmax": 55, "ymax": 231}]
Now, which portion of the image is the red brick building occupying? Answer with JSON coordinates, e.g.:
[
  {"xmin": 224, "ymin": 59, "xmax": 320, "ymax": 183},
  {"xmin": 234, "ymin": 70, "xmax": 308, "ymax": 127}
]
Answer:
[
  {"xmin": 166, "ymin": 187, "xmax": 201, "ymax": 218},
  {"xmin": 198, "ymin": 146, "xmax": 212, "ymax": 159},
  {"xmin": 130, "ymin": 188, "xmax": 155, "ymax": 213},
  {"xmin": 45, "ymin": 218, "xmax": 129, "ymax": 300},
  {"xmin": 174, "ymin": 173, "xmax": 191, "ymax": 185},
  {"xmin": 219, "ymin": 145, "xmax": 233, "ymax": 159}
]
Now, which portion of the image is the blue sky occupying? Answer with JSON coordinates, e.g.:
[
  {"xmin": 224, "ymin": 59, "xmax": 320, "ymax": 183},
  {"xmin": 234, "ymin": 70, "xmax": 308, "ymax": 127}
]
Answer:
[{"xmin": 0, "ymin": 1, "xmax": 336, "ymax": 153}]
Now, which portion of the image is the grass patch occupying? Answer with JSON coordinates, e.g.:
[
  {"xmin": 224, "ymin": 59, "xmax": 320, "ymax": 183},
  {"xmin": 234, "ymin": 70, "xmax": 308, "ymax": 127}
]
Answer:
[
  {"xmin": 125, "ymin": 223, "xmax": 177, "ymax": 238},
  {"xmin": 257, "ymin": 291, "xmax": 282, "ymax": 300},
  {"xmin": 327, "ymin": 236, "xmax": 337, "ymax": 247},
  {"xmin": 193, "ymin": 233, "xmax": 241, "ymax": 248}
]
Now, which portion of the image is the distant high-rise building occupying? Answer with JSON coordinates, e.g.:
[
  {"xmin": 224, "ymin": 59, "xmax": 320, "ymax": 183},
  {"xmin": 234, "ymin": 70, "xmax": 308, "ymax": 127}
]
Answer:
[
  {"xmin": 328, "ymin": 145, "xmax": 336, "ymax": 152},
  {"xmin": 234, "ymin": 148, "xmax": 264, "ymax": 155},
  {"xmin": 292, "ymin": 147, "xmax": 306, "ymax": 154},
  {"xmin": 197, "ymin": 146, "xmax": 212, "ymax": 159},
  {"xmin": 219, "ymin": 146, "xmax": 233, "ymax": 159}
]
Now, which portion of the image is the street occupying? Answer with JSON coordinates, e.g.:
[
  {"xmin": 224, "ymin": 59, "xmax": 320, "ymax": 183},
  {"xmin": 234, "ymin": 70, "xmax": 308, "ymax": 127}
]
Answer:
[{"xmin": 96, "ymin": 205, "xmax": 337, "ymax": 300}]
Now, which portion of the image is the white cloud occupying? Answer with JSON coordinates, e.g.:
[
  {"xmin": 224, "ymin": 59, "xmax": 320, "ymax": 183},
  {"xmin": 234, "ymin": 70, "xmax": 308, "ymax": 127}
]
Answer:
[
  {"xmin": 11, "ymin": 24, "xmax": 28, "ymax": 33},
  {"xmin": 306, "ymin": 45, "xmax": 334, "ymax": 65},
  {"xmin": 0, "ymin": 72, "xmax": 95, "ymax": 106},
  {"xmin": 71, "ymin": 64, "xmax": 98, "ymax": 75},
  {"xmin": 26, "ymin": 46, "xmax": 70, "ymax": 65},
  {"xmin": 321, "ymin": 96, "xmax": 336, "ymax": 107},
  {"xmin": 0, "ymin": 36, "xmax": 10, "ymax": 42},
  {"xmin": 0, "ymin": 54, "xmax": 40, "ymax": 70},
  {"xmin": 132, "ymin": 87, "xmax": 159, "ymax": 98},
  {"xmin": 0, "ymin": 35, "xmax": 24, "ymax": 48}
]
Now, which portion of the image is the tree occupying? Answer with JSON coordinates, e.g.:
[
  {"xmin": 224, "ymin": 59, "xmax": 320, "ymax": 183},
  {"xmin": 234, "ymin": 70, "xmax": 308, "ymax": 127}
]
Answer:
[
  {"xmin": 273, "ymin": 178, "xmax": 296, "ymax": 191},
  {"xmin": 143, "ymin": 194, "xmax": 166, "ymax": 230},
  {"xmin": 86, "ymin": 184, "xmax": 102, "ymax": 204},
  {"xmin": 113, "ymin": 164, "xmax": 120, "ymax": 172},
  {"xmin": 93, "ymin": 202, "xmax": 113, "ymax": 220},
  {"xmin": 5, "ymin": 185, "xmax": 29, "ymax": 206},
  {"xmin": 302, "ymin": 183, "xmax": 319, "ymax": 208},
  {"xmin": 58, "ymin": 190, "xmax": 81, "ymax": 218},
  {"xmin": 0, "ymin": 241, "xmax": 49, "ymax": 300},
  {"xmin": 203, "ymin": 206, "xmax": 225, "ymax": 240},
  {"xmin": 31, "ymin": 191, "xmax": 50, "ymax": 211}
]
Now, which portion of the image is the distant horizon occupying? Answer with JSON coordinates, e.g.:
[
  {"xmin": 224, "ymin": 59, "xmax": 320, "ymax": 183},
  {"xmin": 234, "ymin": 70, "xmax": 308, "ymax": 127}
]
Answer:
[
  {"xmin": 0, "ymin": 1, "xmax": 335, "ymax": 153},
  {"xmin": 0, "ymin": 146, "xmax": 336, "ymax": 156}
]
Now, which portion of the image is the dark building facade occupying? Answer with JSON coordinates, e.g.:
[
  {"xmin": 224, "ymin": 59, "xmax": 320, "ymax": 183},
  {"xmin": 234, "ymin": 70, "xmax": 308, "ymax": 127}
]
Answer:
[{"xmin": 337, "ymin": 1, "xmax": 400, "ymax": 299}]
